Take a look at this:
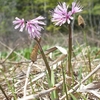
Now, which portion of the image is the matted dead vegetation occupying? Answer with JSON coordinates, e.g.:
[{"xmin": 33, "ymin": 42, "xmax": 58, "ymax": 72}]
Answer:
[{"xmin": 0, "ymin": 37, "xmax": 100, "ymax": 100}]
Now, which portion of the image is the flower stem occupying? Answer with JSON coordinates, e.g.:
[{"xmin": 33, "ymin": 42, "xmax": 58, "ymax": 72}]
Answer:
[
  {"xmin": 35, "ymin": 38, "xmax": 51, "ymax": 79},
  {"xmin": 68, "ymin": 24, "xmax": 72, "ymax": 76}
]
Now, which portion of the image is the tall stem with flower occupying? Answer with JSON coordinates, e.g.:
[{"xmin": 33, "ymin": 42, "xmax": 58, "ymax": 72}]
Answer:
[
  {"xmin": 51, "ymin": 2, "xmax": 82, "ymax": 76},
  {"xmin": 13, "ymin": 16, "xmax": 51, "ymax": 78}
]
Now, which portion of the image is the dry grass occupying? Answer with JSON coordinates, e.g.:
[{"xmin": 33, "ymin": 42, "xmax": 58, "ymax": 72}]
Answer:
[{"xmin": 0, "ymin": 33, "xmax": 100, "ymax": 100}]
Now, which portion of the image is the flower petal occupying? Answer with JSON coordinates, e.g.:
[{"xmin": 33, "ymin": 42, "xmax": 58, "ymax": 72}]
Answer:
[
  {"xmin": 13, "ymin": 17, "xmax": 25, "ymax": 32},
  {"xmin": 51, "ymin": 2, "xmax": 72, "ymax": 26},
  {"xmin": 26, "ymin": 16, "xmax": 45, "ymax": 38}
]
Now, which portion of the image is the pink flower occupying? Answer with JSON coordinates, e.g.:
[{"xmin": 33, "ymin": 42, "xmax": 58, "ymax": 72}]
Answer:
[
  {"xmin": 13, "ymin": 17, "xmax": 25, "ymax": 32},
  {"xmin": 71, "ymin": 2, "xmax": 82, "ymax": 14},
  {"xmin": 51, "ymin": 2, "xmax": 73, "ymax": 26},
  {"xmin": 26, "ymin": 16, "xmax": 45, "ymax": 38}
]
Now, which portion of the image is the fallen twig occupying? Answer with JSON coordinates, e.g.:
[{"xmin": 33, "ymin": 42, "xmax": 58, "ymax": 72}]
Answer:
[
  {"xmin": 1, "ymin": 44, "xmax": 19, "ymax": 63},
  {"xmin": 18, "ymin": 80, "xmax": 63, "ymax": 100},
  {"xmin": 23, "ymin": 62, "xmax": 33, "ymax": 97}
]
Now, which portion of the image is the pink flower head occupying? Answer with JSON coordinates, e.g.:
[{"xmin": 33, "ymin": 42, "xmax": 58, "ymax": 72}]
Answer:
[
  {"xmin": 71, "ymin": 2, "xmax": 82, "ymax": 14},
  {"xmin": 51, "ymin": 2, "xmax": 73, "ymax": 26},
  {"xmin": 13, "ymin": 17, "xmax": 25, "ymax": 32},
  {"xmin": 26, "ymin": 16, "xmax": 45, "ymax": 38}
]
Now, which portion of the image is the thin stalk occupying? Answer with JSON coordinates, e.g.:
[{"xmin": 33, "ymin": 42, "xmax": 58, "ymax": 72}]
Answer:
[
  {"xmin": 88, "ymin": 51, "xmax": 91, "ymax": 72},
  {"xmin": 62, "ymin": 65, "xmax": 69, "ymax": 100},
  {"xmin": 68, "ymin": 24, "xmax": 72, "ymax": 76},
  {"xmin": 0, "ymin": 85, "xmax": 9, "ymax": 100},
  {"xmin": 29, "ymin": 75, "xmax": 35, "ymax": 94},
  {"xmin": 82, "ymin": 29, "xmax": 92, "ymax": 73},
  {"xmin": 84, "ymin": 31, "xmax": 92, "ymax": 81},
  {"xmin": 35, "ymin": 38, "xmax": 51, "ymax": 79}
]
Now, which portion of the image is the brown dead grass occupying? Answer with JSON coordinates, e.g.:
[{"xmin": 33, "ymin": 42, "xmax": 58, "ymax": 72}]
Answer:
[{"xmin": 0, "ymin": 33, "xmax": 100, "ymax": 100}]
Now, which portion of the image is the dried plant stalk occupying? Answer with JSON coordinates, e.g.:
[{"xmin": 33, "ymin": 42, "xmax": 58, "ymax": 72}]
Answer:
[
  {"xmin": 30, "ymin": 38, "xmax": 41, "ymax": 62},
  {"xmin": 78, "ymin": 15, "xmax": 85, "ymax": 28}
]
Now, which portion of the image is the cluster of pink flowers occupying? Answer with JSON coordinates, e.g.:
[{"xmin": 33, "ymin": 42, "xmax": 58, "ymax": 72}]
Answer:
[
  {"xmin": 51, "ymin": 2, "xmax": 82, "ymax": 26},
  {"xmin": 13, "ymin": 16, "xmax": 45, "ymax": 38},
  {"xmin": 13, "ymin": 2, "xmax": 82, "ymax": 38}
]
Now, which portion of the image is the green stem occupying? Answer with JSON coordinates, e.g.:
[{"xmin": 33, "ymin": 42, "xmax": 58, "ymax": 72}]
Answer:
[
  {"xmin": 35, "ymin": 38, "xmax": 51, "ymax": 79},
  {"xmin": 68, "ymin": 24, "xmax": 72, "ymax": 76},
  {"xmin": 62, "ymin": 65, "xmax": 69, "ymax": 100}
]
